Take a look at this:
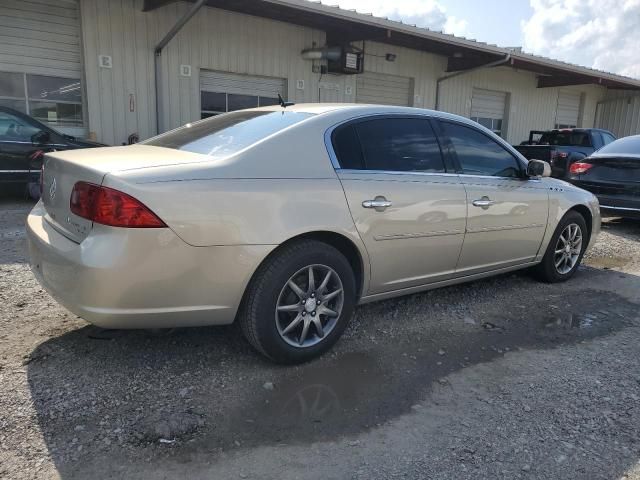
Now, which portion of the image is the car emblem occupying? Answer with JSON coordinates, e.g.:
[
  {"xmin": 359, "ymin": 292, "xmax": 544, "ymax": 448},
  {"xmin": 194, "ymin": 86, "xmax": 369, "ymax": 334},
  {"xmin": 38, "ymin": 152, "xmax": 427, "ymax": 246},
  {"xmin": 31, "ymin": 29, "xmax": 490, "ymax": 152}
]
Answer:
[{"xmin": 49, "ymin": 177, "xmax": 57, "ymax": 201}]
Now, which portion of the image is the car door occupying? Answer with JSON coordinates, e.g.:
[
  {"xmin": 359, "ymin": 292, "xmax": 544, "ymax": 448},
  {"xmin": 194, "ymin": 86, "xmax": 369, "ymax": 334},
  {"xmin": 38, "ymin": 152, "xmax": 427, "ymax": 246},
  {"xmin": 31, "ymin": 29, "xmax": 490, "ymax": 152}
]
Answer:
[
  {"xmin": 437, "ymin": 120, "xmax": 549, "ymax": 275},
  {"xmin": 0, "ymin": 109, "xmax": 64, "ymax": 188},
  {"xmin": 0, "ymin": 110, "xmax": 42, "ymax": 185},
  {"xmin": 330, "ymin": 116, "xmax": 467, "ymax": 295}
]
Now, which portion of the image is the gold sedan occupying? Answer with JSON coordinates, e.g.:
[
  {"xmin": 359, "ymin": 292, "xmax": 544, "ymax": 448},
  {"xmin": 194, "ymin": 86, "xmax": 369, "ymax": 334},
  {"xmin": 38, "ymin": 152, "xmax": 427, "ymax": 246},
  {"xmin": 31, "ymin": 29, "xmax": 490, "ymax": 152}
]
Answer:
[{"xmin": 27, "ymin": 104, "xmax": 600, "ymax": 363}]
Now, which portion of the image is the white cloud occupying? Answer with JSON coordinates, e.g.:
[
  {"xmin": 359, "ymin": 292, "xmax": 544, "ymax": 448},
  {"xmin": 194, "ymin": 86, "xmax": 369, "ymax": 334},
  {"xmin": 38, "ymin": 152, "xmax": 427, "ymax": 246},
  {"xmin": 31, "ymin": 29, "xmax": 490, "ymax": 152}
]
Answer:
[
  {"xmin": 330, "ymin": 0, "xmax": 468, "ymax": 36},
  {"xmin": 522, "ymin": 0, "xmax": 640, "ymax": 78}
]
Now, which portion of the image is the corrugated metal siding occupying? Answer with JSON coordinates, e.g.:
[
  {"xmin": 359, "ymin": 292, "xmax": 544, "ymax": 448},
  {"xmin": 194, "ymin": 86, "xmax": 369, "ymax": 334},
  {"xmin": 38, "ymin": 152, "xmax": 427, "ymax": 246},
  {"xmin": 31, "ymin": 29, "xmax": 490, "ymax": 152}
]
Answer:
[
  {"xmin": 357, "ymin": 41, "xmax": 445, "ymax": 109},
  {"xmin": 356, "ymin": 71, "xmax": 413, "ymax": 106},
  {"xmin": 79, "ymin": 1, "xmax": 610, "ymax": 146},
  {"xmin": 0, "ymin": 0, "xmax": 82, "ymax": 77},
  {"xmin": 80, "ymin": 0, "xmax": 325, "ymax": 145},
  {"xmin": 438, "ymin": 66, "xmax": 607, "ymax": 144},
  {"xmin": 596, "ymin": 95, "xmax": 640, "ymax": 137}
]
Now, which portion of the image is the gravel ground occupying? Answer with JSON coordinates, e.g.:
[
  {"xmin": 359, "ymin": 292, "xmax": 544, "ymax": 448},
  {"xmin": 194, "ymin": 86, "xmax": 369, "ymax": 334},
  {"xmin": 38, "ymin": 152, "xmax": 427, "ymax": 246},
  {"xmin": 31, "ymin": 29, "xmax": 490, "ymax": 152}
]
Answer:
[{"xmin": 1, "ymin": 197, "xmax": 640, "ymax": 479}]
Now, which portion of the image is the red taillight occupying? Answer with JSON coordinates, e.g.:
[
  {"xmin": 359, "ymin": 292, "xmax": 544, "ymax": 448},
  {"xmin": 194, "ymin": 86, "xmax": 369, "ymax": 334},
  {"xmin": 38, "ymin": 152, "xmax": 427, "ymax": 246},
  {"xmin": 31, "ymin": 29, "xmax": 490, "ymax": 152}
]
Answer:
[
  {"xmin": 569, "ymin": 162, "xmax": 594, "ymax": 175},
  {"xmin": 70, "ymin": 182, "xmax": 166, "ymax": 228}
]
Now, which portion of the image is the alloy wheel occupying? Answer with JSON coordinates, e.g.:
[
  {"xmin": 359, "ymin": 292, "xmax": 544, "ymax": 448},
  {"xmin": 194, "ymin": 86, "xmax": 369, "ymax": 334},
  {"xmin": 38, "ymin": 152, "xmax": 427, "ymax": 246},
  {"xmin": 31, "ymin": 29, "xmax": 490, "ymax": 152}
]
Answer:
[
  {"xmin": 554, "ymin": 223, "xmax": 583, "ymax": 275},
  {"xmin": 275, "ymin": 264, "xmax": 344, "ymax": 348}
]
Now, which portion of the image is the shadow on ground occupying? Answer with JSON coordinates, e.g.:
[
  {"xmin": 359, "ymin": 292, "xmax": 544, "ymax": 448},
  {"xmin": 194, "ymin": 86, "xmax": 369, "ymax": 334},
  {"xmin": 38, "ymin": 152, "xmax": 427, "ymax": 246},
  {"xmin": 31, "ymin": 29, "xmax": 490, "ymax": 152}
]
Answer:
[{"xmin": 25, "ymin": 262, "xmax": 640, "ymax": 478}]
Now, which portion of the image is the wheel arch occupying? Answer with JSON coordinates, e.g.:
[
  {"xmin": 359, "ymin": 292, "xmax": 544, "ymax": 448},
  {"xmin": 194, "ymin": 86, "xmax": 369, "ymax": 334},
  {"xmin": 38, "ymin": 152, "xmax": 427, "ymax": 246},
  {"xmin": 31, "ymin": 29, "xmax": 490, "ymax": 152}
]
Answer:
[
  {"xmin": 236, "ymin": 230, "xmax": 368, "ymax": 325},
  {"xmin": 567, "ymin": 204, "xmax": 593, "ymax": 244},
  {"xmin": 276, "ymin": 231, "xmax": 366, "ymax": 300}
]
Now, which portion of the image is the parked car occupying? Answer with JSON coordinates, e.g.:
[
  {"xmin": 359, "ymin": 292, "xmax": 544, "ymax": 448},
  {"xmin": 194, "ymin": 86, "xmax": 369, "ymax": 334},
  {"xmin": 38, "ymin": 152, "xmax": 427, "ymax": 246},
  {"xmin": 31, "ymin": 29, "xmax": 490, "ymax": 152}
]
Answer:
[
  {"xmin": 514, "ymin": 128, "xmax": 616, "ymax": 178},
  {"xmin": 567, "ymin": 134, "xmax": 640, "ymax": 218},
  {"xmin": 0, "ymin": 106, "xmax": 103, "ymax": 198},
  {"xmin": 27, "ymin": 105, "xmax": 601, "ymax": 363}
]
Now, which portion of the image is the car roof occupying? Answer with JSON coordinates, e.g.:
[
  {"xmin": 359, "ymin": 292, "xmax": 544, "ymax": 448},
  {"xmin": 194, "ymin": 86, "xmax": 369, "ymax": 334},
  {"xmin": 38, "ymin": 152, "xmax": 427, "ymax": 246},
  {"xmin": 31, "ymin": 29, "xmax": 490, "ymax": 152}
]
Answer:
[{"xmin": 248, "ymin": 103, "xmax": 479, "ymax": 125}]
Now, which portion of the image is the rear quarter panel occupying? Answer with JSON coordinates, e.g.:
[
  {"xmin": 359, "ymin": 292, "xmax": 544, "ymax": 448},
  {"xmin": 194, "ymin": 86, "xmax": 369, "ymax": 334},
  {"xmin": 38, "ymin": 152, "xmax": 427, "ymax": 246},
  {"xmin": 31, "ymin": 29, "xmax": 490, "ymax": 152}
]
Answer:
[{"xmin": 103, "ymin": 175, "xmax": 363, "ymax": 248}]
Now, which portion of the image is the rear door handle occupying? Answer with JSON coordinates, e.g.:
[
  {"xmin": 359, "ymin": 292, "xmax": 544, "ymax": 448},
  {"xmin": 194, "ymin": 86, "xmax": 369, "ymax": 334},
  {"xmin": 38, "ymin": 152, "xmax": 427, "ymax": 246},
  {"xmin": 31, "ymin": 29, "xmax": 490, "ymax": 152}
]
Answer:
[
  {"xmin": 472, "ymin": 197, "xmax": 495, "ymax": 208},
  {"xmin": 362, "ymin": 197, "xmax": 392, "ymax": 211}
]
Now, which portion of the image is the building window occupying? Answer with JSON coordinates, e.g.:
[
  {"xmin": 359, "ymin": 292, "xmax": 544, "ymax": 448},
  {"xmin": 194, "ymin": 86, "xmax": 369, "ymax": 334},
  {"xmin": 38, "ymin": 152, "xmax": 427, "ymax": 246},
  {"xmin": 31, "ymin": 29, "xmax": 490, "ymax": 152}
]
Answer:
[
  {"xmin": 0, "ymin": 71, "xmax": 83, "ymax": 127},
  {"xmin": 471, "ymin": 116, "xmax": 503, "ymax": 137},
  {"xmin": 201, "ymin": 91, "xmax": 279, "ymax": 119},
  {"xmin": 0, "ymin": 71, "xmax": 27, "ymax": 113}
]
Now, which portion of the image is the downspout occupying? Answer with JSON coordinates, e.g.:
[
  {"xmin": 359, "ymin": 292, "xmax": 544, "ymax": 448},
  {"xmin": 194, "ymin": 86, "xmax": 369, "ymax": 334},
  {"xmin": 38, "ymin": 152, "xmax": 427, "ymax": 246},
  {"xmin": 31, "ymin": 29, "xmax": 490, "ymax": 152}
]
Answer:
[
  {"xmin": 435, "ymin": 53, "xmax": 511, "ymax": 111},
  {"xmin": 154, "ymin": 0, "xmax": 206, "ymax": 135}
]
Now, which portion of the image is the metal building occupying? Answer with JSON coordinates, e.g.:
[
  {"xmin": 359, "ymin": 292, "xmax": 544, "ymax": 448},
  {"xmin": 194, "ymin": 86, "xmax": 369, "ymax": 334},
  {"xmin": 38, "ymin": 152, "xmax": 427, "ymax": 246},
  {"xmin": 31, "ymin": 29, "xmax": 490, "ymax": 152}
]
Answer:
[{"xmin": 1, "ymin": 0, "xmax": 639, "ymax": 146}]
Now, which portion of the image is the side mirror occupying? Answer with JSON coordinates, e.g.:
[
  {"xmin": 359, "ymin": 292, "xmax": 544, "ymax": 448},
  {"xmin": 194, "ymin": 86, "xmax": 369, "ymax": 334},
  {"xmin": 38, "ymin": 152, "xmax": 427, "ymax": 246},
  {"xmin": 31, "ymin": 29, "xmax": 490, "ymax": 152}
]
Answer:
[
  {"xmin": 527, "ymin": 159, "xmax": 551, "ymax": 178},
  {"xmin": 31, "ymin": 130, "xmax": 51, "ymax": 145}
]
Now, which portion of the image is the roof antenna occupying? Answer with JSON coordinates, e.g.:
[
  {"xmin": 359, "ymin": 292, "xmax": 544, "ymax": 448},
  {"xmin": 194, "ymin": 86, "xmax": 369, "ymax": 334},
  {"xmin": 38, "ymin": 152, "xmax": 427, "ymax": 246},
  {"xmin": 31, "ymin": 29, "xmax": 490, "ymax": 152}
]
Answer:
[{"xmin": 278, "ymin": 93, "xmax": 295, "ymax": 108}]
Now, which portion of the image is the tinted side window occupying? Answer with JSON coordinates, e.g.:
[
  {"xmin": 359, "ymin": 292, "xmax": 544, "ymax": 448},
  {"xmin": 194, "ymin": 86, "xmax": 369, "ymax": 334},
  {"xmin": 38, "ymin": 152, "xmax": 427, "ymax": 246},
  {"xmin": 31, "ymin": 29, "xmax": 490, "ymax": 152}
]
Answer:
[
  {"xmin": 353, "ymin": 118, "xmax": 444, "ymax": 172},
  {"xmin": 442, "ymin": 122, "xmax": 522, "ymax": 178},
  {"xmin": 332, "ymin": 124, "xmax": 364, "ymax": 169},
  {"xmin": 602, "ymin": 132, "xmax": 616, "ymax": 145},
  {"xmin": 592, "ymin": 132, "xmax": 603, "ymax": 149},
  {"xmin": 0, "ymin": 111, "xmax": 40, "ymax": 142}
]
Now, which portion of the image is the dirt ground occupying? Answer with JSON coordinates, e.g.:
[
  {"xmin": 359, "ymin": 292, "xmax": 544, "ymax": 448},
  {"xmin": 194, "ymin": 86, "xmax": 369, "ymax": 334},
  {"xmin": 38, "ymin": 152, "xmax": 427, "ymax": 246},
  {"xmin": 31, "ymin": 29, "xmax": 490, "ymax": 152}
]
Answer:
[{"xmin": 1, "ymin": 197, "xmax": 639, "ymax": 480}]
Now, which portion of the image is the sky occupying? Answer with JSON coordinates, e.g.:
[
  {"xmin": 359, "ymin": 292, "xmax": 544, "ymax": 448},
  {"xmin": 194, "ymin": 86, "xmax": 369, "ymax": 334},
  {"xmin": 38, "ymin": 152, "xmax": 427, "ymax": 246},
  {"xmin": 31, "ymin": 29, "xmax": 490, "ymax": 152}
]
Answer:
[{"xmin": 331, "ymin": 0, "xmax": 640, "ymax": 79}]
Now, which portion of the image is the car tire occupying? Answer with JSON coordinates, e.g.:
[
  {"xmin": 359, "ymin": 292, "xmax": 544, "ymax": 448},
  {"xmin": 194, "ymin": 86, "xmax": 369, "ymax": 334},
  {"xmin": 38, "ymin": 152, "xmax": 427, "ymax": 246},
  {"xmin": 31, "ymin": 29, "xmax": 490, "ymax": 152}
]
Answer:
[
  {"xmin": 239, "ymin": 239, "xmax": 356, "ymax": 364},
  {"xmin": 26, "ymin": 182, "xmax": 41, "ymax": 201},
  {"xmin": 532, "ymin": 211, "xmax": 588, "ymax": 283}
]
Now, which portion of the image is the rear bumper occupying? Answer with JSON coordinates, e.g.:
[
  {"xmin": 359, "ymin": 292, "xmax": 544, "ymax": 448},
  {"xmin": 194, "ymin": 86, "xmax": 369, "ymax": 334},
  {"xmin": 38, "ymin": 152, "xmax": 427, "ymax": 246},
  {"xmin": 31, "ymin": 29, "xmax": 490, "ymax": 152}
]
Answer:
[
  {"xmin": 27, "ymin": 201, "xmax": 274, "ymax": 329},
  {"xmin": 568, "ymin": 181, "xmax": 640, "ymax": 218},
  {"xmin": 600, "ymin": 204, "xmax": 640, "ymax": 218}
]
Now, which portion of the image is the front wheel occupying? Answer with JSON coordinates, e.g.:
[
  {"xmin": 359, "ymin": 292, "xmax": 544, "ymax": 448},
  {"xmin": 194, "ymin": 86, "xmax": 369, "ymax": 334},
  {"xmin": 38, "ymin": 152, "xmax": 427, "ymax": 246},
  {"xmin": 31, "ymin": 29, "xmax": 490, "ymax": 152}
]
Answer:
[
  {"xmin": 239, "ymin": 240, "xmax": 356, "ymax": 364},
  {"xmin": 533, "ymin": 211, "xmax": 588, "ymax": 283}
]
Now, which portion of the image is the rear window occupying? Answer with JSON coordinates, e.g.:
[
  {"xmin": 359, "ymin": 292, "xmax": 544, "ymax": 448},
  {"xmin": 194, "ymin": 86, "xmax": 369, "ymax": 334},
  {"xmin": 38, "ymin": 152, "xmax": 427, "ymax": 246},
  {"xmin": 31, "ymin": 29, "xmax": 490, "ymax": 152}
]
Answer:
[
  {"xmin": 596, "ymin": 135, "xmax": 640, "ymax": 156},
  {"xmin": 143, "ymin": 110, "xmax": 314, "ymax": 156},
  {"xmin": 538, "ymin": 131, "xmax": 592, "ymax": 147}
]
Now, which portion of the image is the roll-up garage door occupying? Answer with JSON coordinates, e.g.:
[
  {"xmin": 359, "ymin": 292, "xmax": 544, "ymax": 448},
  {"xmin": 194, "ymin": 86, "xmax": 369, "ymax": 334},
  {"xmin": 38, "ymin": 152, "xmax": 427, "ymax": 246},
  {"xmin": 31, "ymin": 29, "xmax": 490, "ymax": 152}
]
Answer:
[
  {"xmin": 470, "ymin": 88, "xmax": 507, "ymax": 136},
  {"xmin": 356, "ymin": 72, "xmax": 413, "ymax": 106},
  {"xmin": 0, "ymin": 0, "xmax": 86, "ymax": 138},
  {"xmin": 199, "ymin": 70, "xmax": 287, "ymax": 118},
  {"xmin": 555, "ymin": 91, "xmax": 582, "ymax": 128}
]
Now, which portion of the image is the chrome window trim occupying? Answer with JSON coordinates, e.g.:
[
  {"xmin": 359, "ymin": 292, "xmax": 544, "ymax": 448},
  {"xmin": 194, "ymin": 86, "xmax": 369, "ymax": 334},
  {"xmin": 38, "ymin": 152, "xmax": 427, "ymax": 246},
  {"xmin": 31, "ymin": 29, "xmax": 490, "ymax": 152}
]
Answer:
[{"xmin": 337, "ymin": 168, "xmax": 459, "ymax": 178}]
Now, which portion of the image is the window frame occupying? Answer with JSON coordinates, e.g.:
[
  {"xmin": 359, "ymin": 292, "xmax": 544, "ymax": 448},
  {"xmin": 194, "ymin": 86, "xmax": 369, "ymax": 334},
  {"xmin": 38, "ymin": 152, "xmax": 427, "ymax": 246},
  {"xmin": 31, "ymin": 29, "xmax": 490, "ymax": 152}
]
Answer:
[
  {"xmin": 470, "ymin": 116, "xmax": 503, "ymax": 137},
  {"xmin": 0, "ymin": 70, "xmax": 83, "ymax": 128},
  {"xmin": 434, "ymin": 118, "xmax": 527, "ymax": 179},
  {"xmin": 200, "ymin": 90, "xmax": 282, "ymax": 119},
  {"xmin": 601, "ymin": 132, "xmax": 616, "ymax": 146},
  {"xmin": 325, "ymin": 113, "xmax": 454, "ymax": 175}
]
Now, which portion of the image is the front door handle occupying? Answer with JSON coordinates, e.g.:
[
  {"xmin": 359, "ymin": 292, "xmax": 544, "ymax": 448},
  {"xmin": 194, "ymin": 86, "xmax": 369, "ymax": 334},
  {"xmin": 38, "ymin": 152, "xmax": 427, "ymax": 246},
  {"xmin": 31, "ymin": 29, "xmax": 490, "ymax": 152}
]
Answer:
[
  {"xmin": 472, "ymin": 197, "xmax": 495, "ymax": 208},
  {"xmin": 362, "ymin": 196, "xmax": 392, "ymax": 211}
]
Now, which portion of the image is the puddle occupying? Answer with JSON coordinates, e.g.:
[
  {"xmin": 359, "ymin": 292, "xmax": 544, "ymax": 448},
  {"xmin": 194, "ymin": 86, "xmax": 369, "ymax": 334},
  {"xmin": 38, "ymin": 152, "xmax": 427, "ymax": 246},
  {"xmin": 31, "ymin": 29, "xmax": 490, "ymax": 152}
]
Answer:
[{"xmin": 185, "ymin": 289, "xmax": 637, "ymax": 452}]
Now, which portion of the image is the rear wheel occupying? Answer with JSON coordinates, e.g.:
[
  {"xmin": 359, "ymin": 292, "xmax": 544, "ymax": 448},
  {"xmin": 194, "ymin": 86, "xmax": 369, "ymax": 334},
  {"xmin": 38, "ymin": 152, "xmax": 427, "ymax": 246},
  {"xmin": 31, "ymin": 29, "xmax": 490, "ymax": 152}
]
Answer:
[
  {"xmin": 533, "ymin": 211, "xmax": 587, "ymax": 283},
  {"xmin": 239, "ymin": 240, "xmax": 356, "ymax": 364}
]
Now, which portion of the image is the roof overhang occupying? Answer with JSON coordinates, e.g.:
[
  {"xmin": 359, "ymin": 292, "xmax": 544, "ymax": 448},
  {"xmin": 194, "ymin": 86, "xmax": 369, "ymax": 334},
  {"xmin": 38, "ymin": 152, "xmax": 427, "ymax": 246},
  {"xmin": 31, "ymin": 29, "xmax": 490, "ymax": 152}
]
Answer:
[{"xmin": 142, "ymin": 0, "xmax": 640, "ymax": 90}]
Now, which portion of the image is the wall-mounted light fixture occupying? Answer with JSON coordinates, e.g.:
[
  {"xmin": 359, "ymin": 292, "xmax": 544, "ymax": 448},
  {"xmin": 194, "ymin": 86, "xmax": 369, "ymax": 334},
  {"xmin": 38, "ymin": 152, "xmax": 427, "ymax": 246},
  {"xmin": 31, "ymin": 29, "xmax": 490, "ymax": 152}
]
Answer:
[{"xmin": 385, "ymin": 53, "xmax": 397, "ymax": 62}]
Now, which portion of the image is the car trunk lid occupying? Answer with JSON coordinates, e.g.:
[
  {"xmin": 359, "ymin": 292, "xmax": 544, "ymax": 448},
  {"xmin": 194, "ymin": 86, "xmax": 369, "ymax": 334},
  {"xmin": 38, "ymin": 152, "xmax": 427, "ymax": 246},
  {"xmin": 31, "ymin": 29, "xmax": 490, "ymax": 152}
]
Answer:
[{"xmin": 41, "ymin": 145, "xmax": 207, "ymax": 243}]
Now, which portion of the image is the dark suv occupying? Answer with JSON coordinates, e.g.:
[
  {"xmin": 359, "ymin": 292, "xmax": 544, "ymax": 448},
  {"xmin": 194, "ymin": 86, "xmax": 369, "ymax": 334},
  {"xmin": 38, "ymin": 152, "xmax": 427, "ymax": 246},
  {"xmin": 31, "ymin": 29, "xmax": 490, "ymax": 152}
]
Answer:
[{"xmin": 0, "ymin": 106, "xmax": 103, "ymax": 198}]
